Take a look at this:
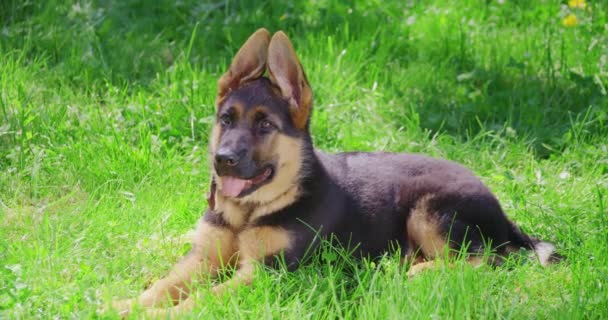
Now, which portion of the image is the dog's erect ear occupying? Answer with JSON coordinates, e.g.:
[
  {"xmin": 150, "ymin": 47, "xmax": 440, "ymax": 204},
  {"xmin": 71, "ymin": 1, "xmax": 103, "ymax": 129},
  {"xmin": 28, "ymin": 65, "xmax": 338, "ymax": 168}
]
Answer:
[
  {"xmin": 216, "ymin": 28, "xmax": 271, "ymax": 107},
  {"xmin": 267, "ymin": 31, "xmax": 313, "ymax": 130}
]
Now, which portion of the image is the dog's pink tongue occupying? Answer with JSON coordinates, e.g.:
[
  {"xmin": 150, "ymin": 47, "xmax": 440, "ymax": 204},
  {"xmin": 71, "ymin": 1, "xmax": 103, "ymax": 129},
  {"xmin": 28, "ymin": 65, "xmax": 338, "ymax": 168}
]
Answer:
[{"xmin": 220, "ymin": 177, "xmax": 249, "ymax": 197}]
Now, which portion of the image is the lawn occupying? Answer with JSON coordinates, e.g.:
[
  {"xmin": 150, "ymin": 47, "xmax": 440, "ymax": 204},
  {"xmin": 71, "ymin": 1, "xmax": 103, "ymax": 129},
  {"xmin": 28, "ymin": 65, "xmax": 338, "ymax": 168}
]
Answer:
[{"xmin": 1, "ymin": 0, "xmax": 607, "ymax": 319}]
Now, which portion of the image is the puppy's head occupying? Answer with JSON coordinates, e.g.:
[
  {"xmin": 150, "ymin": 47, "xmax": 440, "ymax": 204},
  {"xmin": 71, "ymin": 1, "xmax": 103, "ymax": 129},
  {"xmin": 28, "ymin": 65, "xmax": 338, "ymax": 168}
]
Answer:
[{"xmin": 210, "ymin": 29, "xmax": 312, "ymax": 202}]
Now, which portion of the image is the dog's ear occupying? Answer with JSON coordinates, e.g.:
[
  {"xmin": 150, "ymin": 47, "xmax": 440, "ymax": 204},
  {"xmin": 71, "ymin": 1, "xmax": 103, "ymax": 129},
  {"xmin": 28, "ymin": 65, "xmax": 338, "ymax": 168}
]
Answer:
[
  {"xmin": 217, "ymin": 28, "xmax": 271, "ymax": 107},
  {"xmin": 267, "ymin": 31, "xmax": 313, "ymax": 130}
]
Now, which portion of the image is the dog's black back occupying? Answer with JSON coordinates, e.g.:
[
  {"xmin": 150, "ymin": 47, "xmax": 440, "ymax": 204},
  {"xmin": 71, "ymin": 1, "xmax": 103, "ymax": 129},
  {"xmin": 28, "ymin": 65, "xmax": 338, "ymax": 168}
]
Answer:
[{"xmin": 250, "ymin": 147, "xmax": 538, "ymax": 269}]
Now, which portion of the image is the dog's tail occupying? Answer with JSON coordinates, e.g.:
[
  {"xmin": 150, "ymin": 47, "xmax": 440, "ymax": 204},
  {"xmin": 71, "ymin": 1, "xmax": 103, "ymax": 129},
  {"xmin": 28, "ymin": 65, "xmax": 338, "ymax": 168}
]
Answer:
[{"xmin": 507, "ymin": 221, "xmax": 562, "ymax": 266}]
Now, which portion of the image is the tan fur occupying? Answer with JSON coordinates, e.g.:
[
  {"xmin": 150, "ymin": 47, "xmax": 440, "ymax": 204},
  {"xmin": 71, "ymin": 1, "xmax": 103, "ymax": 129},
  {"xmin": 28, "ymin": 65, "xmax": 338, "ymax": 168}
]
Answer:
[
  {"xmin": 112, "ymin": 221, "xmax": 293, "ymax": 318},
  {"xmin": 136, "ymin": 226, "xmax": 291, "ymax": 317},
  {"xmin": 402, "ymin": 246, "xmax": 425, "ymax": 262},
  {"xmin": 239, "ymin": 134, "xmax": 303, "ymax": 206},
  {"xmin": 210, "ymin": 261, "xmax": 256, "ymax": 297},
  {"xmin": 406, "ymin": 195, "xmax": 447, "ymax": 259},
  {"xmin": 209, "ymin": 226, "xmax": 292, "ymax": 296},
  {"xmin": 216, "ymin": 28, "xmax": 270, "ymax": 106},
  {"xmin": 214, "ymin": 191, "xmax": 250, "ymax": 229},
  {"xmin": 190, "ymin": 219, "xmax": 238, "ymax": 267},
  {"xmin": 464, "ymin": 255, "xmax": 488, "ymax": 267},
  {"xmin": 143, "ymin": 297, "xmax": 196, "ymax": 318},
  {"xmin": 267, "ymin": 32, "xmax": 313, "ymax": 129},
  {"xmin": 209, "ymin": 125, "xmax": 221, "ymax": 155},
  {"xmin": 249, "ymin": 185, "xmax": 299, "ymax": 221},
  {"xmin": 406, "ymin": 255, "xmax": 489, "ymax": 278},
  {"xmin": 406, "ymin": 260, "xmax": 438, "ymax": 277},
  {"xmin": 238, "ymin": 226, "xmax": 292, "ymax": 261},
  {"xmin": 116, "ymin": 214, "xmax": 291, "ymax": 316},
  {"xmin": 401, "ymin": 253, "xmax": 426, "ymax": 267}
]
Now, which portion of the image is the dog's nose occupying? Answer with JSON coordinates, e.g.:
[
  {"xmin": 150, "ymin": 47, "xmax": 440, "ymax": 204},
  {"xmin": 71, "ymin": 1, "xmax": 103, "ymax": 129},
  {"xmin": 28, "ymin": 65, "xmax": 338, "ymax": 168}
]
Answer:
[{"xmin": 215, "ymin": 149, "xmax": 239, "ymax": 167}]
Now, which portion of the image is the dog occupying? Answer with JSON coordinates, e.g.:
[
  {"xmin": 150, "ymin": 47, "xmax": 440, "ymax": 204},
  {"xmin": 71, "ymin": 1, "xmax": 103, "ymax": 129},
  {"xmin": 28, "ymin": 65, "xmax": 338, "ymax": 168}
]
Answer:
[{"xmin": 110, "ymin": 28, "xmax": 560, "ymax": 317}]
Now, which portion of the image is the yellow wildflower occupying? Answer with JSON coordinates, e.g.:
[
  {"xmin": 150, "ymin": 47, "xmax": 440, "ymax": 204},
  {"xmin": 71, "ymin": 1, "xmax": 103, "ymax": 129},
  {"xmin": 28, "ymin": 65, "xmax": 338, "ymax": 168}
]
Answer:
[
  {"xmin": 562, "ymin": 14, "xmax": 578, "ymax": 27},
  {"xmin": 568, "ymin": 0, "xmax": 586, "ymax": 9}
]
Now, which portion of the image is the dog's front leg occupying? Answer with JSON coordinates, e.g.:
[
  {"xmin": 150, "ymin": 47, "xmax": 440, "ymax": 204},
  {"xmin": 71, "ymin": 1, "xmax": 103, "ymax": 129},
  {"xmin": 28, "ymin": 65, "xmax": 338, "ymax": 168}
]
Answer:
[
  {"xmin": 212, "ymin": 225, "xmax": 292, "ymax": 296},
  {"xmin": 141, "ymin": 262, "xmax": 255, "ymax": 319},
  {"xmin": 112, "ymin": 215, "xmax": 237, "ymax": 316},
  {"xmin": 139, "ymin": 225, "xmax": 291, "ymax": 318},
  {"xmin": 139, "ymin": 263, "xmax": 253, "ymax": 319}
]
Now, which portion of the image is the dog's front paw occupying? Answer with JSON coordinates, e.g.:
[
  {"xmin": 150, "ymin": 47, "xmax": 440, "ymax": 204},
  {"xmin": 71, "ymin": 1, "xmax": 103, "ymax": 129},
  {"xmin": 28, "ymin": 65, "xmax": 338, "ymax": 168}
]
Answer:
[{"xmin": 406, "ymin": 261, "xmax": 437, "ymax": 278}]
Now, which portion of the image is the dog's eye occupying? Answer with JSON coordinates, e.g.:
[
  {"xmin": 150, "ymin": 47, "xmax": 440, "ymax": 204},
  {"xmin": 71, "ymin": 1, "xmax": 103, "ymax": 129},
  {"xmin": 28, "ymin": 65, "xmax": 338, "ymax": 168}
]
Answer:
[
  {"xmin": 219, "ymin": 114, "xmax": 232, "ymax": 126},
  {"xmin": 258, "ymin": 119, "xmax": 273, "ymax": 130}
]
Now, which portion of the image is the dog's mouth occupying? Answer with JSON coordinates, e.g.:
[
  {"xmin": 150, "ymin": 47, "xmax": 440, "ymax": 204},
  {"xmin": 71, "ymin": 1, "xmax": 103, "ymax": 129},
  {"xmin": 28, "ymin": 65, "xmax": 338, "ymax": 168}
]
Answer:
[{"xmin": 218, "ymin": 165, "xmax": 274, "ymax": 198}]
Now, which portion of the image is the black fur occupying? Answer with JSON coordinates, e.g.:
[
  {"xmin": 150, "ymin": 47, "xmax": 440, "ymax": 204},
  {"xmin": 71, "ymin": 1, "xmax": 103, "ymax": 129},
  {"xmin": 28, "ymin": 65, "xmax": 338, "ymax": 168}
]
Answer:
[{"xmin": 251, "ymin": 149, "xmax": 533, "ymax": 268}]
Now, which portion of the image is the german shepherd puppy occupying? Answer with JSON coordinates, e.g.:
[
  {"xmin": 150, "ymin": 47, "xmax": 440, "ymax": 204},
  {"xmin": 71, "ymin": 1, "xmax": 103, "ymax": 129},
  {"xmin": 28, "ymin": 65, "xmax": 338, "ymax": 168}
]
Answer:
[{"xmin": 111, "ymin": 28, "xmax": 560, "ymax": 317}]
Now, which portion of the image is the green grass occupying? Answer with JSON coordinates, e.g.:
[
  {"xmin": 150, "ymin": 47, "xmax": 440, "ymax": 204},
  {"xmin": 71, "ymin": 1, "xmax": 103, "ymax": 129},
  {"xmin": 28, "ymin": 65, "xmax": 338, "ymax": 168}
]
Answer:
[{"xmin": 1, "ymin": 0, "xmax": 607, "ymax": 318}]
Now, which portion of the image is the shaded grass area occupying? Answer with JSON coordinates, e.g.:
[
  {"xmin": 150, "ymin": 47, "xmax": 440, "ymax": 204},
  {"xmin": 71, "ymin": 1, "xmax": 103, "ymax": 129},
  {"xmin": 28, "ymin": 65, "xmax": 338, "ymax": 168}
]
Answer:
[{"xmin": 1, "ymin": 0, "xmax": 607, "ymax": 319}]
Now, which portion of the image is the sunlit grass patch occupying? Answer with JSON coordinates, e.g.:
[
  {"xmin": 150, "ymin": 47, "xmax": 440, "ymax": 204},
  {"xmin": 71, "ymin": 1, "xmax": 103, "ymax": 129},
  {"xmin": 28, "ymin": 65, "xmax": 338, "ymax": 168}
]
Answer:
[{"xmin": 1, "ymin": 0, "xmax": 607, "ymax": 318}]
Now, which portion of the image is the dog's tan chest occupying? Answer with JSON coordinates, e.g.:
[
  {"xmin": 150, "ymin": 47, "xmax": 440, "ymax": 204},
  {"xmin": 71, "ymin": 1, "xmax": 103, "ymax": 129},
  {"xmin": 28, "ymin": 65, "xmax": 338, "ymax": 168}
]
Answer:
[
  {"xmin": 193, "ymin": 219, "xmax": 292, "ymax": 265},
  {"xmin": 199, "ymin": 192, "xmax": 293, "ymax": 265}
]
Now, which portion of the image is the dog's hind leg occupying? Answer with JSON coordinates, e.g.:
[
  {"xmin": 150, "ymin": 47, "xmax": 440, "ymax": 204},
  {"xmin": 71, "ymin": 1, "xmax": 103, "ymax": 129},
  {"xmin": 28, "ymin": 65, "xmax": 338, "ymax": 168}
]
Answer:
[
  {"xmin": 406, "ymin": 195, "xmax": 449, "ymax": 260},
  {"xmin": 404, "ymin": 194, "xmax": 506, "ymax": 277}
]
